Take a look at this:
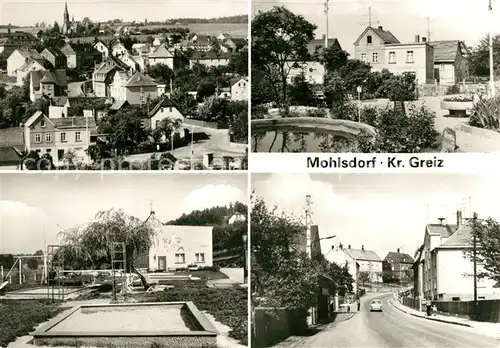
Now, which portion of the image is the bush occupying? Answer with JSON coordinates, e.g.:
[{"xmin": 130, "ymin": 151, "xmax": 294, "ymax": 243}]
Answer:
[
  {"xmin": 443, "ymin": 95, "xmax": 473, "ymax": 102},
  {"xmin": 469, "ymin": 97, "xmax": 500, "ymax": 130},
  {"xmin": 446, "ymin": 84, "xmax": 461, "ymax": 95}
]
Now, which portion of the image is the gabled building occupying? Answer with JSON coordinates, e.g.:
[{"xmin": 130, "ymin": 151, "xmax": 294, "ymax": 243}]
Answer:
[
  {"xmin": 29, "ymin": 69, "xmax": 68, "ymax": 102},
  {"xmin": 16, "ymin": 57, "xmax": 53, "ymax": 86},
  {"xmin": 23, "ymin": 111, "xmax": 97, "ymax": 166},
  {"xmin": 414, "ymin": 211, "xmax": 499, "ymax": 301},
  {"xmin": 383, "ymin": 249, "xmax": 414, "ymax": 283},
  {"xmin": 230, "ymin": 77, "xmax": 248, "ymax": 101},
  {"xmin": 40, "ymin": 48, "xmax": 67, "ymax": 69},
  {"xmin": 110, "ymin": 71, "xmax": 158, "ymax": 105},
  {"xmin": 343, "ymin": 245, "xmax": 383, "ymax": 283},
  {"xmin": 92, "ymin": 56, "xmax": 129, "ymax": 97},
  {"xmin": 353, "ymin": 25, "xmax": 434, "ymax": 84},
  {"xmin": 148, "ymin": 44, "xmax": 176, "ymax": 70},
  {"xmin": 110, "ymin": 40, "xmax": 128, "ymax": 57},
  {"xmin": 324, "ymin": 243, "xmax": 358, "ymax": 296},
  {"xmin": 6, "ymin": 48, "xmax": 44, "ymax": 77},
  {"xmin": 60, "ymin": 42, "xmax": 102, "ymax": 69},
  {"xmin": 93, "ymin": 39, "xmax": 110, "ymax": 58},
  {"xmin": 187, "ymin": 34, "xmax": 213, "ymax": 52},
  {"xmin": 145, "ymin": 95, "xmax": 184, "ymax": 136},
  {"xmin": 428, "ymin": 40, "xmax": 470, "ymax": 84}
]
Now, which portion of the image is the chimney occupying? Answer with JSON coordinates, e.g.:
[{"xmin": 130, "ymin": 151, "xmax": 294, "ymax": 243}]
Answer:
[
  {"xmin": 362, "ymin": 245, "xmax": 365, "ymax": 251},
  {"xmin": 397, "ymin": 248, "xmax": 400, "ymax": 253},
  {"xmin": 438, "ymin": 218, "xmax": 445, "ymax": 226},
  {"xmin": 322, "ymin": 34, "xmax": 326, "ymax": 40},
  {"xmin": 456, "ymin": 210, "xmax": 462, "ymax": 228},
  {"xmin": 348, "ymin": 244, "xmax": 351, "ymax": 249},
  {"xmin": 339, "ymin": 243, "xmax": 343, "ymax": 249},
  {"xmin": 331, "ymin": 245, "xmax": 335, "ymax": 250},
  {"xmin": 378, "ymin": 25, "xmax": 383, "ymax": 30},
  {"xmin": 415, "ymin": 34, "xmax": 420, "ymax": 43},
  {"xmin": 422, "ymin": 37, "xmax": 427, "ymax": 42}
]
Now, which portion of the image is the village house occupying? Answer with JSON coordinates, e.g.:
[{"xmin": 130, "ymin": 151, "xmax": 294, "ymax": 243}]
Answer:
[
  {"xmin": 354, "ymin": 26, "xmax": 435, "ymax": 84},
  {"xmin": 111, "ymin": 40, "xmax": 128, "ymax": 57},
  {"xmin": 0, "ymin": 127, "xmax": 24, "ymax": 169},
  {"xmin": 60, "ymin": 42, "xmax": 102, "ymax": 69},
  {"xmin": 382, "ymin": 249, "xmax": 414, "ymax": 283},
  {"xmin": 187, "ymin": 34, "xmax": 213, "ymax": 52},
  {"xmin": 29, "ymin": 69, "xmax": 68, "ymax": 102},
  {"xmin": 145, "ymin": 96, "xmax": 185, "ymax": 137},
  {"xmin": 109, "ymin": 71, "xmax": 158, "ymax": 105},
  {"xmin": 148, "ymin": 44, "xmax": 176, "ymax": 70},
  {"xmin": 152, "ymin": 36, "xmax": 165, "ymax": 47},
  {"xmin": 48, "ymin": 97, "xmax": 70, "ymax": 118},
  {"xmin": 131, "ymin": 43, "xmax": 152, "ymax": 56},
  {"xmin": 93, "ymin": 39, "xmax": 110, "ymax": 57},
  {"xmin": 287, "ymin": 37, "xmax": 341, "ymax": 85},
  {"xmin": 40, "ymin": 48, "xmax": 67, "ymax": 69},
  {"xmin": 92, "ymin": 56, "xmax": 129, "ymax": 97},
  {"xmin": 414, "ymin": 211, "xmax": 499, "ymax": 301},
  {"xmin": 189, "ymin": 51, "xmax": 231, "ymax": 68},
  {"xmin": 220, "ymin": 37, "xmax": 247, "ymax": 53},
  {"xmin": 228, "ymin": 213, "xmax": 246, "ymax": 224},
  {"xmin": 0, "ymin": 28, "xmax": 39, "ymax": 58},
  {"xmin": 120, "ymin": 53, "xmax": 140, "ymax": 72},
  {"xmin": 23, "ymin": 111, "xmax": 97, "ymax": 166},
  {"xmin": 16, "ymin": 57, "xmax": 53, "ymax": 86},
  {"xmin": 136, "ymin": 219, "xmax": 213, "ymax": 271},
  {"xmin": 324, "ymin": 243, "xmax": 359, "ymax": 297},
  {"xmin": 343, "ymin": 245, "xmax": 383, "ymax": 283},
  {"xmin": 230, "ymin": 77, "xmax": 248, "ymax": 101},
  {"xmin": 428, "ymin": 40, "xmax": 470, "ymax": 84},
  {"xmin": 7, "ymin": 48, "xmax": 44, "ymax": 77}
]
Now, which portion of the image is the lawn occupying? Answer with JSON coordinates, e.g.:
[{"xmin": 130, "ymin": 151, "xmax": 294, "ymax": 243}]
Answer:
[
  {"xmin": 0, "ymin": 299, "xmax": 63, "ymax": 347},
  {"xmin": 174, "ymin": 270, "xmax": 229, "ymax": 281}
]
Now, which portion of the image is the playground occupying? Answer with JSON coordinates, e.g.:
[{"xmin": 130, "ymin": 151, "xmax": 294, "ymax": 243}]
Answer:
[{"xmin": 0, "ymin": 243, "xmax": 248, "ymax": 348}]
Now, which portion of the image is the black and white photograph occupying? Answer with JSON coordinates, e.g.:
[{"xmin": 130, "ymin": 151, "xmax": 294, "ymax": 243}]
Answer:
[
  {"xmin": 251, "ymin": 0, "xmax": 500, "ymax": 153},
  {"xmin": 0, "ymin": 0, "xmax": 248, "ymax": 170},
  {"xmin": 0, "ymin": 172, "xmax": 249, "ymax": 347},
  {"xmin": 251, "ymin": 173, "xmax": 500, "ymax": 347}
]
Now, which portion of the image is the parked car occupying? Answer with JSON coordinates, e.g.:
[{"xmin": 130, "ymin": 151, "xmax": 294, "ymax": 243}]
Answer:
[{"xmin": 370, "ymin": 299, "xmax": 383, "ymax": 312}]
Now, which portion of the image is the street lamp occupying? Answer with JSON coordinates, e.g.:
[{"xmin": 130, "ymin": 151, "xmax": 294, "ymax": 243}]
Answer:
[
  {"xmin": 242, "ymin": 234, "xmax": 248, "ymax": 284},
  {"xmin": 472, "ymin": 212, "xmax": 479, "ymax": 320},
  {"xmin": 356, "ymin": 86, "xmax": 362, "ymax": 122},
  {"xmin": 488, "ymin": 0, "xmax": 495, "ymax": 98}
]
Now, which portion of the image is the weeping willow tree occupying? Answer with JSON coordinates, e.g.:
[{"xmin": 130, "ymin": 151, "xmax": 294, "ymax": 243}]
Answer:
[{"xmin": 57, "ymin": 209, "xmax": 158, "ymax": 290}]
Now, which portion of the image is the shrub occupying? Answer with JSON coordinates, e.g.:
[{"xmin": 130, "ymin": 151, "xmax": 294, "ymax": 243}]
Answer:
[
  {"xmin": 446, "ymin": 84, "xmax": 461, "ymax": 95},
  {"xmin": 469, "ymin": 97, "xmax": 500, "ymax": 130}
]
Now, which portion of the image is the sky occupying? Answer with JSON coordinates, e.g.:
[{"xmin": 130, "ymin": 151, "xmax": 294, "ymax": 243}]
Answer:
[
  {"xmin": 1, "ymin": 0, "xmax": 248, "ymax": 26},
  {"xmin": 252, "ymin": 173, "xmax": 500, "ymax": 261},
  {"xmin": 0, "ymin": 173, "xmax": 248, "ymax": 254},
  {"xmin": 252, "ymin": 0, "xmax": 500, "ymax": 55}
]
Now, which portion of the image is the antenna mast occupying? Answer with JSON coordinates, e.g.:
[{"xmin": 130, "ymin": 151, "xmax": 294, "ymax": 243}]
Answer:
[
  {"xmin": 324, "ymin": 0, "xmax": 329, "ymax": 48},
  {"xmin": 305, "ymin": 195, "xmax": 313, "ymax": 258},
  {"xmin": 359, "ymin": 6, "xmax": 379, "ymax": 28}
]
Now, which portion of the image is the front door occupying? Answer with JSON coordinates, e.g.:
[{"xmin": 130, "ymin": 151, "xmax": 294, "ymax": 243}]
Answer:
[{"xmin": 158, "ymin": 256, "xmax": 166, "ymax": 271}]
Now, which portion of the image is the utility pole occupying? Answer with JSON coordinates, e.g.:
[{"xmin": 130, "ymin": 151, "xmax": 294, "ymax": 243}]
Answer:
[
  {"xmin": 305, "ymin": 195, "xmax": 312, "ymax": 258},
  {"xmin": 488, "ymin": 0, "xmax": 495, "ymax": 98},
  {"xmin": 324, "ymin": 0, "xmax": 329, "ymax": 48},
  {"xmin": 426, "ymin": 17, "xmax": 431, "ymax": 42},
  {"xmin": 472, "ymin": 212, "xmax": 478, "ymax": 320}
]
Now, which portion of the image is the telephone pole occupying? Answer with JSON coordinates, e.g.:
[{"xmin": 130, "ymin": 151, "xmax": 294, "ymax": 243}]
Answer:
[
  {"xmin": 488, "ymin": 0, "xmax": 495, "ymax": 98},
  {"xmin": 324, "ymin": 0, "xmax": 329, "ymax": 48}
]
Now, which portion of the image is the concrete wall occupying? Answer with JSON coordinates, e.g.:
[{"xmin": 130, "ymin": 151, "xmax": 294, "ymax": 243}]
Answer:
[{"xmin": 252, "ymin": 307, "xmax": 307, "ymax": 348}]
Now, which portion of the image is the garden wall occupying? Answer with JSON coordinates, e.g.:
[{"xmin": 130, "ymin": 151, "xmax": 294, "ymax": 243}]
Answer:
[
  {"xmin": 432, "ymin": 299, "xmax": 500, "ymax": 323},
  {"xmin": 457, "ymin": 124, "xmax": 500, "ymax": 141},
  {"xmin": 252, "ymin": 307, "xmax": 307, "ymax": 348},
  {"xmin": 419, "ymin": 81, "xmax": 500, "ymax": 97}
]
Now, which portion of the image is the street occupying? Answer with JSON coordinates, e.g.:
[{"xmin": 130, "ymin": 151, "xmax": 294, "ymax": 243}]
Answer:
[{"xmin": 290, "ymin": 293, "xmax": 498, "ymax": 347}]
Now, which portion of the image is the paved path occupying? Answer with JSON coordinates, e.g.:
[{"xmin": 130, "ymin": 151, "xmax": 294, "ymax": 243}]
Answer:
[{"xmin": 274, "ymin": 293, "xmax": 498, "ymax": 347}]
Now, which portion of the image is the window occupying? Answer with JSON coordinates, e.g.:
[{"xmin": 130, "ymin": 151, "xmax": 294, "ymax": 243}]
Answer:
[
  {"xmin": 169, "ymin": 107, "xmax": 172, "ymax": 112},
  {"xmin": 367, "ymin": 35, "xmax": 372, "ymax": 44},
  {"xmin": 389, "ymin": 51, "xmax": 396, "ymax": 63},
  {"xmin": 57, "ymin": 150, "xmax": 64, "ymax": 160},
  {"xmin": 195, "ymin": 253, "xmax": 205, "ymax": 263},
  {"xmin": 372, "ymin": 52, "xmax": 378, "ymax": 63},
  {"xmin": 75, "ymin": 132, "xmax": 81, "ymax": 142},
  {"xmin": 175, "ymin": 253, "xmax": 185, "ymax": 264},
  {"xmin": 155, "ymin": 120, "xmax": 160, "ymax": 128},
  {"xmin": 60, "ymin": 132, "xmax": 66, "ymax": 142},
  {"xmin": 361, "ymin": 53, "xmax": 367, "ymax": 62},
  {"xmin": 406, "ymin": 50, "xmax": 414, "ymax": 63},
  {"xmin": 45, "ymin": 133, "xmax": 52, "ymax": 142},
  {"xmin": 35, "ymin": 133, "xmax": 41, "ymax": 143},
  {"xmin": 40, "ymin": 120, "xmax": 46, "ymax": 128},
  {"xmin": 161, "ymin": 107, "xmax": 164, "ymax": 113}
]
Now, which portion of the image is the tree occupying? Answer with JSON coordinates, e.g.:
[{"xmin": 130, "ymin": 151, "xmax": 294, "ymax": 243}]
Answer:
[
  {"xmin": 228, "ymin": 47, "xmax": 248, "ymax": 76},
  {"xmin": 148, "ymin": 63, "xmax": 174, "ymax": 84},
  {"xmin": 228, "ymin": 103, "xmax": 248, "ymax": 143},
  {"xmin": 252, "ymin": 6, "xmax": 316, "ymax": 104},
  {"xmin": 465, "ymin": 217, "xmax": 500, "ymax": 285},
  {"xmin": 170, "ymin": 89, "xmax": 197, "ymax": 116},
  {"xmin": 386, "ymin": 72, "xmax": 417, "ymax": 115},
  {"xmin": 358, "ymin": 271, "xmax": 371, "ymax": 287},
  {"xmin": 58, "ymin": 209, "xmax": 158, "ymax": 290},
  {"xmin": 34, "ymin": 250, "xmax": 44, "ymax": 256},
  {"xmin": 339, "ymin": 59, "xmax": 373, "ymax": 96},
  {"xmin": 52, "ymin": 21, "xmax": 61, "ymax": 34},
  {"xmin": 27, "ymin": 258, "xmax": 38, "ymax": 270},
  {"xmin": 288, "ymin": 72, "xmax": 314, "ymax": 106},
  {"xmin": 319, "ymin": 44, "xmax": 349, "ymax": 72},
  {"xmin": 197, "ymin": 96, "xmax": 229, "ymax": 125},
  {"xmin": 469, "ymin": 34, "xmax": 500, "ymax": 77},
  {"xmin": 154, "ymin": 118, "xmax": 182, "ymax": 143}
]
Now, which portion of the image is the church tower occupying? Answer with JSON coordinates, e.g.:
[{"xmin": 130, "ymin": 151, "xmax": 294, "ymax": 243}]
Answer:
[{"xmin": 62, "ymin": 2, "xmax": 71, "ymax": 34}]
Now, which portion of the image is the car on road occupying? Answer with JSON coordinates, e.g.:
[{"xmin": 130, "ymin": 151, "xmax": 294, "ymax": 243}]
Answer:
[{"xmin": 370, "ymin": 299, "xmax": 383, "ymax": 312}]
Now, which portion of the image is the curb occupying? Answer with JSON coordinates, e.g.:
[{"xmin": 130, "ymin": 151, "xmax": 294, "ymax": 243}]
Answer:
[{"xmin": 390, "ymin": 300, "xmax": 472, "ymax": 328}]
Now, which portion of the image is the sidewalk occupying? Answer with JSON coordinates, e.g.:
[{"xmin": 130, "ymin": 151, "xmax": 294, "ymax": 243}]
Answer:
[{"xmin": 391, "ymin": 298, "xmax": 500, "ymax": 339}]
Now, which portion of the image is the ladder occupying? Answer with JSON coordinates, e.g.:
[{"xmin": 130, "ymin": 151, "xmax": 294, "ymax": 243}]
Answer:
[{"xmin": 47, "ymin": 245, "xmax": 64, "ymax": 302}]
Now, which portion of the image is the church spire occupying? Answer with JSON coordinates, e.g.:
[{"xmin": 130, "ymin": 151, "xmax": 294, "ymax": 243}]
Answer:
[{"xmin": 64, "ymin": 2, "xmax": 70, "ymax": 22}]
